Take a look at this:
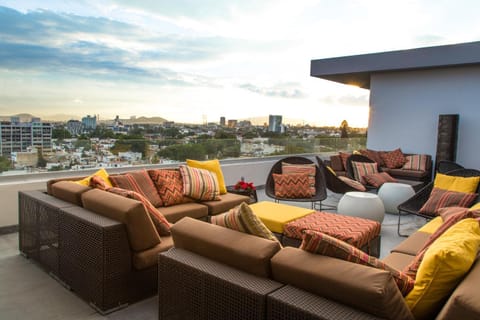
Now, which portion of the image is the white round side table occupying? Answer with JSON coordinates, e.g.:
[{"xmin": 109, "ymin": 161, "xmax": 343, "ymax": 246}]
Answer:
[
  {"xmin": 377, "ymin": 182, "xmax": 415, "ymax": 214},
  {"xmin": 337, "ymin": 192, "xmax": 385, "ymax": 223}
]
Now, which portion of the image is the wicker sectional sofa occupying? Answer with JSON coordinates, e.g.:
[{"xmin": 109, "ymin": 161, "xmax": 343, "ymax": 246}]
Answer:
[
  {"xmin": 18, "ymin": 168, "xmax": 250, "ymax": 314},
  {"xmin": 158, "ymin": 217, "xmax": 480, "ymax": 320}
]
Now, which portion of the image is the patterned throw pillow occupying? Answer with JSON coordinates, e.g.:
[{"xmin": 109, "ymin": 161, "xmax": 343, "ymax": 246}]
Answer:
[
  {"xmin": 179, "ymin": 165, "xmax": 220, "ymax": 201},
  {"xmin": 210, "ymin": 202, "xmax": 279, "ymax": 243},
  {"xmin": 418, "ymin": 187, "xmax": 478, "ymax": 216},
  {"xmin": 363, "ymin": 172, "xmax": 397, "ymax": 188},
  {"xmin": 338, "ymin": 176, "xmax": 367, "ymax": 191},
  {"xmin": 351, "ymin": 161, "xmax": 378, "ymax": 184},
  {"xmin": 148, "ymin": 169, "xmax": 187, "ymax": 206},
  {"xmin": 380, "ymin": 148, "xmax": 407, "ymax": 169},
  {"xmin": 109, "ymin": 170, "xmax": 163, "ymax": 207},
  {"xmin": 359, "ymin": 149, "xmax": 385, "ymax": 166},
  {"xmin": 338, "ymin": 152, "xmax": 351, "ymax": 171},
  {"xmin": 75, "ymin": 168, "xmax": 113, "ymax": 188},
  {"xmin": 282, "ymin": 162, "xmax": 316, "ymax": 196},
  {"xmin": 402, "ymin": 154, "xmax": 428, "ymax": 171},
  {"xmin": 272, "ymin": 173, "xmax": 312, "ymax": 198},
  {"xmin": 301, "ymin": 230, "xmax": 415, "ymax": 296},
  {"xmin": 103, "ymin": 186, "xmax": 171, "ymax": 236}
]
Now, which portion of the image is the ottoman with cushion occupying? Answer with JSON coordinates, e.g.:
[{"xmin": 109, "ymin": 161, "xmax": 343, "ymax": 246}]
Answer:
[{"xmin": 283, "ymin": 211, "xmax": 382, "ymax": 257}]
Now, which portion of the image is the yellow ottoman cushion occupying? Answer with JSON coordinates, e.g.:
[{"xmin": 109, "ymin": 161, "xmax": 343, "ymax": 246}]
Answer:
[{"xmin": 249, "ymin": 201, "xmax": 314, "ymax": 233}]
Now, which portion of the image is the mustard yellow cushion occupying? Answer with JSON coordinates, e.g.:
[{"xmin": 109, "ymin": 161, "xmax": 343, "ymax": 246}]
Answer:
[
  {"xmin": 249, "ymin": 201, "xmax": 314, "ymax": 233},
  {"xmin": 186, "ymin": 159, "xmax": 226, "ymax": 194},
  {"xmin": 326, "ymin": 165, "xmax": 337, "ymax": 176},
  {"xmin": 417, "ymin": 216, "xmax": 443, "ymax": 234},
  {"xmin": 434, "ymin": 173, "xmax": 480, "ymax": 193},
  {"xmin": 405, "ymin": 218, "xmax": 480, "ymax": 320},
  {"xmin": 75, "ymin": 168, "xmax": 113, "ymax": 188},
  {"xmin": 470, "ymin": 202, "xmax": 480, "ymax": 210}
]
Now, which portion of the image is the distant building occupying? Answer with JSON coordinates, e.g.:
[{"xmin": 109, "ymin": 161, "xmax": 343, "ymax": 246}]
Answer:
[
  {"xmin": 66, "ymin": 120, "xmax": 83, "ymax": 136},
  {"xmin": 81, "ymin": 115, "xmax": 97, "ymax": 130},
  {"xmin": 268, "ymin": 115, "xmax": 283, "ymax": 133},
  {"xmin": 227, "ymin": 120, "xmax": 237, "ymax": 128},
  {"xmin": 0, "ymin": 117, "xmax": 53, "ymax": 156},
  {"xmin": 220, "ymin": 117, "xmax": 226, "ymax": 126}
]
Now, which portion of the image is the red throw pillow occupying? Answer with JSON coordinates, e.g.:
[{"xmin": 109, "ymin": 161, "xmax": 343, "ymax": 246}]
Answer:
[
  {"xmin": 273, "ymin": 173, "xmax": 311, "ymax": 198},
  {"xmin": 338, "ymin": 176, "xmax": 367, "ymax": 191},
  {"xmin": 282, "ymin": 162, "xmax": 316, "ymax": 196},
  {"xmin": 148, "ymin": 169, "xmax": 187, "ymax": 206},
  {"xmin": 418, "ymin": 188, "xmax": 478, "ymax": 216},
  {"xmin": 380, "ymin": 148, "xmax": 407, "ymax": 169},
  {"xmin": 338, "ymin": 152, "xmax": 351, "ymax": 171},
  {"xmin": 363, "ymin": 172, "xmax": 397, "ymax": 188},
  {"xmin": 109, "ymin": 170, "xmax": 163, "ymax": 207}
]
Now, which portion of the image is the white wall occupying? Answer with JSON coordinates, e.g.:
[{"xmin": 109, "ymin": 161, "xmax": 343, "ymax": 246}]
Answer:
[{"xmin": 368, "ymin": 66, "xmax": 480, "ymax": 168}]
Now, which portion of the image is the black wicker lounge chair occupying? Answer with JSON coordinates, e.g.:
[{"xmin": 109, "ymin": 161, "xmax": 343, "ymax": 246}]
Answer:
[
  {"xmin": 265, "ymin": 156, "xmax": 327, "ymax": 210},
  {"xmin": 316, "ymin": 156, "xmax": 359, "ymax": 194},
  {"xmin": 397, "ymin": 168, "xmax": 480, "ymax": 236},
  {"xmin": 345, "ymin": 154, "xmax": 380, "ymax": 191}
]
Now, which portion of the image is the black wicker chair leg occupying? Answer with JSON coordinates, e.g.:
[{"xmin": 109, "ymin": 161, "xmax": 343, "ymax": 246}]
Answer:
[{"xmin": 397, "ymin": 210, "xmax": 410, "ymax": 237}]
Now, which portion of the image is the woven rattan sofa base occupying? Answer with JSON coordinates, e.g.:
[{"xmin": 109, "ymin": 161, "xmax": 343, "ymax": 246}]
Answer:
[
  {"xmin": 267, "ymin": 285, "xmax": 384, "ymax": 320},
  {"xmin": 158, "ymin": 248, "xmax": 283, "ymax": 320},
  {"xmin": 19, "ymin": 190, "xmax": 158, "ymax": 314}
]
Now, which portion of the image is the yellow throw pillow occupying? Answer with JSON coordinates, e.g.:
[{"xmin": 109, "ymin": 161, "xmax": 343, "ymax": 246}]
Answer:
[
  {"xmin": 417, "ymin": 216, "xmax": 443, "ymax": 234},
  {"xmin": 75, "ymin": 168, "xmax": 113, "ymax": 188},
  {"xmin": 326, "ymin": 165, "xmax": 337, "ymax": 176},
  {"xmin": 470, "ymin": 202, "xmax": 480, "ymax": 210},
  {"xmin": 186, "ymin": 159, "xmax": 227, "ymax": 194},
  {"xmin": 434, "ymin": 173, "xmax": 480, "ymax": 193},
  {"xmin": 405, "ymin": 218, "xmax": 480, "ymax": 320}
]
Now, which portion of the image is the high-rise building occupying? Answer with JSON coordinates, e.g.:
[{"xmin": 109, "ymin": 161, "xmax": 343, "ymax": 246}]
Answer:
[
  {"xmin": 220, "ymin": 116, "xmax": 226, "ymax": 126},
  {"xmin": 0, "ymin": 117, "xmax": 53, "ymax": 156},
  {"xmin": 82, "ymin": 115, "xmax": 97, "ymax": 130},
  {"xmin": 66, "ymin": 120, "xmax": 83, "ymax": 136},
  {"xmin": 268, "ymin": 115, "xmax": 283, "ymax": 133}
]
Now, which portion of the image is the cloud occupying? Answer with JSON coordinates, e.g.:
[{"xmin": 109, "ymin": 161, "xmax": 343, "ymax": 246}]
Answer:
[
  {"xmin": 239, "ymin": 82, "xmax": 306, "ymax": 99},
  {"xmin": 320, "ymin": 94, "xmax": 368, "ymax": 106}
]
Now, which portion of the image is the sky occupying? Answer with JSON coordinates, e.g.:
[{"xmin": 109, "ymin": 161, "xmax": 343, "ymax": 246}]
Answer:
[{"xmin": 0, "ymin": 1, "xmax": 479, "ymax": 127}]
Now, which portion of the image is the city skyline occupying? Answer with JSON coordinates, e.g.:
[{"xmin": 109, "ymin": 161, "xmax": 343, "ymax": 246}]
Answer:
[{"xmin": 1, "ymin": 1, "xmax": 479, "ymax": 127}]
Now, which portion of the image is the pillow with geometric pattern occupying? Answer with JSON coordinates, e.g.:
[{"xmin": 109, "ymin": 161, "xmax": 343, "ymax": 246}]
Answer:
[
  {"xmin": 148, "ymin": 169, "xmax": 189, "ymax": 207},
  {"xmin": 301, "ymin": 230, "xmax": 415, "ymax": 296},
  {"xmin": 380, "ymin": 148, "xmax": 407, "ymax": 169},
  {"xmin": 418, "ymin": 187, "xmax": 478, "ymax": 217},
  {"xmin": 273, "ymin": 173, "xmax": 312, "ymax": 198},
  {"xmin": 282, "ymin": 162, "xmax": 316, "ymax": 196}
]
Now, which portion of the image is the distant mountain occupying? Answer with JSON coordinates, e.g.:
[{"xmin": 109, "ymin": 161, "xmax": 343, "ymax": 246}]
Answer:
[
  {"xmin": 0, "ymin": 113, "xmax": 36, "ymax": 122},
  {"xmin": 121, "ymin": 116, "xmax": 168, "ymax": 124}
]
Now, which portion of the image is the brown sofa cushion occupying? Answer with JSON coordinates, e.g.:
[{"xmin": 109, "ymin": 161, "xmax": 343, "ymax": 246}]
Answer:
[
  {"xmin": 382, "ymin": 252, "xmax": 416, "ymax": 271},
  {"xmin": 271, "ymin": 247, "xmax": 414, "ymax": 320},
  {"xmin": 81, "ymin": 189, "xmax": 160, "ymax": 252},
  {"xmin": 51, "ymin": 181, "xmax": 91, "ymax": 206},
  {"xmin": 47, "ymin": 176, "xmax": 86, "ymax": 195},
  {"xmin": 201, "ymin": 192, "xmax": 250, "ymax": 215},
  {"xmin": 171, "ymin": 217, "xmax": 281, "ymax": 277},
  {"xmin": 382, "ymin": 168, "xmax": 429, "ymax": 179},
  {"xmin": 132, "ymin": 236, "xmax": 174, "ymax": 270},
  {"xmin": 437, "ymin": 257, "xmax": 480, "ymax": 319},
  {"xmin": 390, "ymin": 231, "xmax": 430, "ymax": 256},
  {"xmin": 159, "ymin": 202, "xmax": 208, "ymax": 223}
]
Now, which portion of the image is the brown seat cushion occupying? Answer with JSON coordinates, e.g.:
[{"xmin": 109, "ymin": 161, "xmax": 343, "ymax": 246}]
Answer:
[
  {"xmin": 382, "ymin": 252, "xmax": 416, "ymax": 271},
  {"xmin": 158, "ymin": 202, "xmax": 208, "ymax": 223},
  {"xmin": 132, "ymin": 236, "xmax": 174, "ymax": 270},
  {"xmin": 271, "ymin": 247, "xmax": 414, "ymax": 320},
  {"xmin": 171, "ymin": 217, "xmax": 281, "ymax": 277},
  {"xmin": 382, "ymin": 168, "xmax": 429, "ymax": 179},
  {"xmin": 390, "ymin": 231, "xmax": 430, "ymax": 256},
  {"xmin": 201, "ymin": 192, "xmax": 250, "ymax": 215},
  {"xmin": 51, "ymin": 181, "xmax": 91, "ymax": 206},
  {"xmin": 81, "ymin": 189, "xmax": 160, "ymax": 252}
]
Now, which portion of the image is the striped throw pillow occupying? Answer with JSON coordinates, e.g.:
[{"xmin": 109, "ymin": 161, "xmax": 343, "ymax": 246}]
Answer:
[
  {"xmin": 210, "ymin": 202, "xmax": 279, "ymax": 243},
  {"xmin": 418, "ymin": 188, "xmax": 478, "ymax": 217},
  {"xmin": 338, "ymin": 176, "xmax": 367, "ymax": 191},
  {"xmin": 179, "ymin": 165, "xmax": 220, "ymax": 201},
  {"xmin": 273, "ymin": 173, "xmax": 312, "ymax": 198},
  {"xmin": 402, "ymin": 154, "xmax": 428, "ymax": 171},
  {"xmin": 351, "ymin": 161, "xmax": 378, "ymax": 184},
  {"xmin": 301, "ymin": 230, "xmax": 415, "ymax": 296},
  {"xmin": 282, "ymin": 162, "xmax": 316, "ymax": 196},
  {"xmin": 109, "ymin": 170, "xmax": 163, "ymax": 207}
]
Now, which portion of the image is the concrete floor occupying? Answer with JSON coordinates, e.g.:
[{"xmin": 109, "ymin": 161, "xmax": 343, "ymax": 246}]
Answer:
[{"xmin": 0, "ymin": 189, "xmax": 425, "ymax": 319}]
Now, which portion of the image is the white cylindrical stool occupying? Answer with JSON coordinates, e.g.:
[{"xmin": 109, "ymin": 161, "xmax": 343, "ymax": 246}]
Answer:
[
  {"xmin": 337, "ymin": 192, "xmax": 385, "ymax": 223},
  {"xmin": 377, "ymin": 182, "xmax": 415, "ymax": 214}
]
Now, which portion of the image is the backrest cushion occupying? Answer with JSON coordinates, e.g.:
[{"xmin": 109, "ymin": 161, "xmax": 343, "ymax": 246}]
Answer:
[
  {"xmin": 81, "ymin": 189, "xmax": 160, "ymax": 251},
  {"xmin": 171, "ymin": 217, "xmax": 281, "ymax": 277},
  {"xmin": 179, "ymin": 165, "xmax": 220, "ymax": 201},
  {"xmin": 380, "ymin": 148, "xmax": 407, "ymax": 169},
  {"xmin": 51, "ymin": 181, "xmax": 91, "ymax": 206},
  {"xmin": 403, "ymin": 154, "xmax": 429, "ymax": 171},
  {"xmin": 301, "ymin": 230, "xmax": 414, "ymax": 296},
  {"xmin": 109, "ymin": 170, "xmax": 163, "ymax": 207},
  {"xmin": 148, "ymin": 169, "xmax": 188, "ymax": 206},
  {"xmin": 418, "ymin": 187, "xmax": 477, "ymax": 216},
  {"xmin": 273, "ymin": 173, "xmax": 311, "ymax": 198},
  {"xmin": 363, "ymin": 172, "xmax": 397, "ymax": 188},
  {"xmin": 405, "ymin": 218, "xmax": 480, "ymax": 320},
  {"xmin": 351, "ymin": 161, "xmax": 378, "ymax": 184},
  {"xmin": 186, "ymin": 159, "xmax": 227, "ymax": 194},
  {"xmin": 210, "ymin": 202, "xmax": 280, "ymax": 243},
  {"xmin": 282, "ymin": 162, "xmax": 316, "ymax": 196},
  {"xmin": 329, "ymin": 155, "xmax": 344, "ymax": 171},
  {"xmin": 434, "ymin": 173, "xmax": 480, "ymax": 193}
]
